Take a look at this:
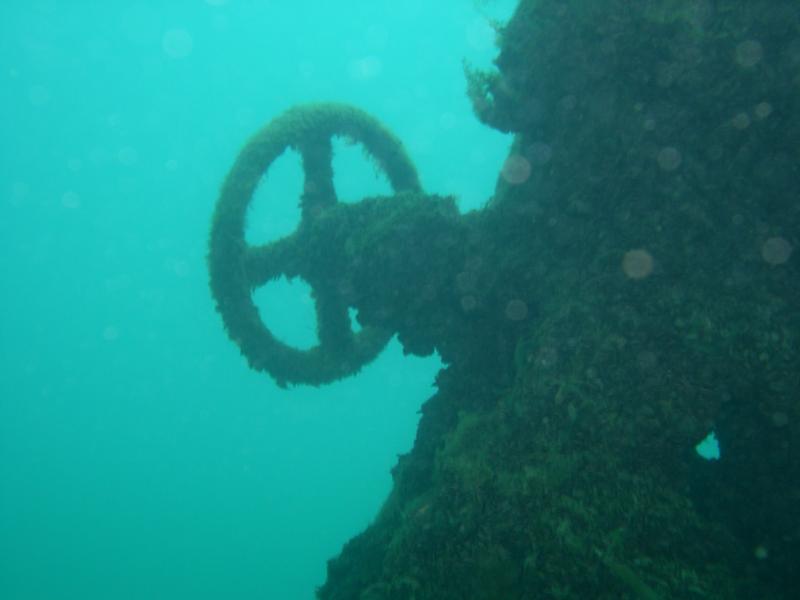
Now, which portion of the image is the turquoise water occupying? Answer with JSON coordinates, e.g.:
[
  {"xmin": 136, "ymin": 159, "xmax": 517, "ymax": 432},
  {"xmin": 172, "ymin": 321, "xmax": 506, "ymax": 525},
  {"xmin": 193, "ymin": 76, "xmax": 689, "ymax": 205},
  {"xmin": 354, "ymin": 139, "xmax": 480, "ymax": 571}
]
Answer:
[{"xmin": 0, "ymin": 1, "xmax": 515, "ymax": 598}]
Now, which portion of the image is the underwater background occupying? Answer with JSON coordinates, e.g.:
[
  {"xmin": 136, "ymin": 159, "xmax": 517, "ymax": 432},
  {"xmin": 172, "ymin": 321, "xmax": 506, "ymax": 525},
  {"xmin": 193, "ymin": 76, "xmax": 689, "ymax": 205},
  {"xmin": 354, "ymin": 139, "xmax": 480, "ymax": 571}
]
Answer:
[{"xmin": 0, "ymin": 1, "xmax": 517, "ymax": 598}]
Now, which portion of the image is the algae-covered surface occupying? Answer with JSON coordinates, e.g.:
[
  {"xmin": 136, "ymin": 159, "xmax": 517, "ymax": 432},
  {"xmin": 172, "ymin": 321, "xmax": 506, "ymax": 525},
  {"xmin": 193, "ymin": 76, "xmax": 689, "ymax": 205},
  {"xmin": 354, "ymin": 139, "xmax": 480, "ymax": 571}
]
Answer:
[{"xmin": 316, "ymin": 1, "xmax": 800, "ymax": 598}]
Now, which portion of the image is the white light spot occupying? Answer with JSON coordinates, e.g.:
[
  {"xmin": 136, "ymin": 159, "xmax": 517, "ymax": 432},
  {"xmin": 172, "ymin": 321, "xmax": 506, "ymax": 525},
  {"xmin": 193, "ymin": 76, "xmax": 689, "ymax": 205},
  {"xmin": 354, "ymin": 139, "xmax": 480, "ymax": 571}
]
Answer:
[
  {"xmin": 117, "ymin": 146, "xmax": 139, "ymax": 166},
  {"xmin": 61, "ymin": 191, "xmax": 81, "ymax": 209},
  {"xmin": 657, "ymin": 146, "xmax": 682, "ymax": 171},
  {"xmin": 162, "ymin": 28, "xmax": 194, "ymax": 59},
  {"xmin": 504, "ymin": 299, "xmax": 528, "ymax": 321},
  {"xmin": 754, "ymin": 102, "xmax": 772, "ymax": 119},
  {"xmin": 28, "ymin": 85, "xmax": 50, "ymax": 106},
  {"xmin": 348, "ymin": 56, "xmax": 382, "ymax": 80},
  {"xmin": 622, "ymin": 249, "xmax": 654, "ymax": 279},
  {"xmin": 501, "ymin": 154, "xmax": 531, "ymax": 185},
  {"xmin": 761, "ymin": 236, "xmax": 792, "ymax": 265},
  {"xmin": 731, "ymin": 112, "xmax": 751, "ymax": 129},
  {"xmin": 735, "ymin": 40, "xmax": 763, "ymax": 68}
]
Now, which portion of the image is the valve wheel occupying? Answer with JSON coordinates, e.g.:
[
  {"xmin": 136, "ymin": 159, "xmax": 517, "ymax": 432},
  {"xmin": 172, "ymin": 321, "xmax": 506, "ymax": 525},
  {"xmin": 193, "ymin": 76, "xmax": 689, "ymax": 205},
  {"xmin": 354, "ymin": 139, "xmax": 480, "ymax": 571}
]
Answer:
[{"xmin": 208, "ymin": 103, "xmax": 421, "ymax": 386}]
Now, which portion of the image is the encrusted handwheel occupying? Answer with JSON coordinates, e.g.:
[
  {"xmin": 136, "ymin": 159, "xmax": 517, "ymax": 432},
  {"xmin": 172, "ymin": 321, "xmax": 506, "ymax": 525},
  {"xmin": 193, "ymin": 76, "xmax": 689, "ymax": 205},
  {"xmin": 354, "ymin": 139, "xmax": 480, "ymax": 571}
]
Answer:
[{"xmin": 208, "ymin": 103, "xmax": 421, "ymax": 387}]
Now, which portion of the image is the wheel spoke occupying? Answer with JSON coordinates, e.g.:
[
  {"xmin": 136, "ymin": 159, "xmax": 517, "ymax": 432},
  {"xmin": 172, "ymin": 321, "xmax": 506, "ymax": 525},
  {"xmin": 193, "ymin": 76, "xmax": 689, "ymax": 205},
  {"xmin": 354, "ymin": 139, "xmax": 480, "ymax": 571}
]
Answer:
[
  {"xmin": 243, "ymin": 236, "xmax": 302, "ymax": 288},
  {"xmin": 298, "ymin": 135, "xmax": 338, "ymax": 220},
  {"xmin": 313, "ymin": 284, "xmax": 354, "ymax": 350}
]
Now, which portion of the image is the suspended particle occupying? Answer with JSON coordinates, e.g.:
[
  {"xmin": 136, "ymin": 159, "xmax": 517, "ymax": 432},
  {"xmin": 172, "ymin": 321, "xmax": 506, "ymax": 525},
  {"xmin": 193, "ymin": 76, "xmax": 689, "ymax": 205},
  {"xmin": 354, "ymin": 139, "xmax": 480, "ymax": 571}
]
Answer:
[
  {"xmin": 501, "ymin": 155, "xmax": 531, "ymax": 185},
  {"xmin": 761, "ymin": 236, "xmax": 792, "ymax": 265},
  {"xmin": 505, "ymin": 299, "xmax": 528, "ymax": 321},
  {"xmin": 622, "ymin": 249, "xmax": 654, "ymax": 279}
]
